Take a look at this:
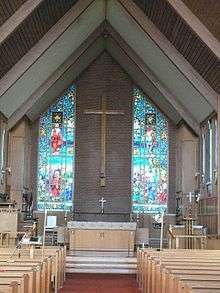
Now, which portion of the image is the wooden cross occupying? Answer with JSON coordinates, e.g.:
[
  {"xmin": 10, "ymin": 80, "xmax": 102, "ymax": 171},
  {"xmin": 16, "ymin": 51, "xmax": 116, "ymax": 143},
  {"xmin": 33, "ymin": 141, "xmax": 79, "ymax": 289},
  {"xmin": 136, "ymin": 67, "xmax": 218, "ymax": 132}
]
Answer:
[
  {"xmin": 84, "ymin": 96, "xmax": 124, "ymax": 187},
  {"xmin": 99, "ymin": 197, "xmax": 106, "ymax": 214}
]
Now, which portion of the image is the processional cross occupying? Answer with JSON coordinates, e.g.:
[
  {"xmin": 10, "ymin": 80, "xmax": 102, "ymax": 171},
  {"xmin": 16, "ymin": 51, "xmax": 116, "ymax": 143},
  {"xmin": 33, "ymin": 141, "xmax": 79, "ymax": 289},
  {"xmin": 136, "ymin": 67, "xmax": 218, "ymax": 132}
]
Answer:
[
  {"xmin": 84, "ymin": 96, "xmax": 124, "ymax": 187},
  {"xmin": 187, "ymin": 192, "xmax": 195, "ymax": 204},
  {"xmin": 186, "ymin": 192, "xmax": 196, "ymax": 218},
  {"xmin": 99, "ymin": 197, "xmax": 106, "ymax": 214}
]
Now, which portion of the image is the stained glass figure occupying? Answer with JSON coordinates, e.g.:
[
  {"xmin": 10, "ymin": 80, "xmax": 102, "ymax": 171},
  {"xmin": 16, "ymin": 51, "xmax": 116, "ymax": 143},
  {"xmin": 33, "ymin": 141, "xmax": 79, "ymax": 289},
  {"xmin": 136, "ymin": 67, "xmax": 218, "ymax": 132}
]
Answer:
[
  {"xmin": 132, "ymin": 87, "xmax": 168, "ymax": 214},
  {"xmin": 37, "ymin": 85, "xmax": 76, "ymax": 211}
]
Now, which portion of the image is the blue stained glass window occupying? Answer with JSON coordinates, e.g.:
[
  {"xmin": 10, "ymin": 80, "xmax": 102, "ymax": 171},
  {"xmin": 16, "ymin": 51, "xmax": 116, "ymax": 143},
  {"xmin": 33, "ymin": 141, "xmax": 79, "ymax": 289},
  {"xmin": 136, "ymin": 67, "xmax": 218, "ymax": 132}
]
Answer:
[
  {"xmin": 37, "ymin": 85, "xmax": 76, "ymax": 211},
  {"xmin": 132, "ymin": 87, "xmax": 168, "ymax": 214}
]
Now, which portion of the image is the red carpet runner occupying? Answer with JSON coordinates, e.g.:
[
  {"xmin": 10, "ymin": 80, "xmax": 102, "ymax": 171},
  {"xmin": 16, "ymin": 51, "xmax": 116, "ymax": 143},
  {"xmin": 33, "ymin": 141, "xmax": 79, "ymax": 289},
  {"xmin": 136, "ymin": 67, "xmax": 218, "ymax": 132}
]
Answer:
[{"xmin": 60, "ymin": 274, "xmax": 139, "ymax": 293}]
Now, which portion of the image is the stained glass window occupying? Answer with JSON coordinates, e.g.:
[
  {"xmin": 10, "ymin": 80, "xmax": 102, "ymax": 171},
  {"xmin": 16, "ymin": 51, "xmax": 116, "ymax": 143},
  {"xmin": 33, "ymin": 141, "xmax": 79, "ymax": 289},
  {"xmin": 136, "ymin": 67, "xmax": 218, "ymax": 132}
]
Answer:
[
  {"xmin": 132, "ymin": 87, "xmax": 168, "ymax": 214},
  {"xmin": 37, "ymin": 85, "xmax": 76, "ymax": 211}
]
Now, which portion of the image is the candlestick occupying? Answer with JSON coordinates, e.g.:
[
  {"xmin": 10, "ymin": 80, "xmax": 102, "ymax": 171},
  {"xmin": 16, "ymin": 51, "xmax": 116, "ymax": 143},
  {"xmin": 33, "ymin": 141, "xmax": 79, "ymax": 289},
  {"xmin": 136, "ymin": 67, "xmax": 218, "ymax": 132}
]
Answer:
[
  {"xmin": 0, "ymin": 129, "xmax": 5, "ymax": 172},
  {"xmin": 160, "ymin": 211, "xmax": 164, "ymax": 251}
]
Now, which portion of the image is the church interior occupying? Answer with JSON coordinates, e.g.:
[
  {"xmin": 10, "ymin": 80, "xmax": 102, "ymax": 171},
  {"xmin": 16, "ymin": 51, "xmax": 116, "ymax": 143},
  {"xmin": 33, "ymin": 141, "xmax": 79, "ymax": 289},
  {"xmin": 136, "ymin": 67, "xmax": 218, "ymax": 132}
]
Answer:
[{"xmin": 0, "ymin": 0, "xmax": 220, "ymax": 292}]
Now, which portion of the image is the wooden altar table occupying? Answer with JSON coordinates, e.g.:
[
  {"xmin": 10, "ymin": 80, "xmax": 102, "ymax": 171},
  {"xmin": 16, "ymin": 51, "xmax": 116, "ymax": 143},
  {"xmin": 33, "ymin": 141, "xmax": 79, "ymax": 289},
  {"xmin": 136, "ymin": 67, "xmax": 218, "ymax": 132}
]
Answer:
[{"xmin": 67, "ymin": 221, "xmax": 136, "ymax": 255}]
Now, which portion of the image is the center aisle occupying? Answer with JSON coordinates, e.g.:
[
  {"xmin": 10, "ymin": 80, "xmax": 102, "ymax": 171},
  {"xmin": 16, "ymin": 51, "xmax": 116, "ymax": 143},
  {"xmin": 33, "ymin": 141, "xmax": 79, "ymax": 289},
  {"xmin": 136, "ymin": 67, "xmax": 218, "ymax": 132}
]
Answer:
[{"xmin": 60, "ymin": 273, "xmax": 139, "ymax": 293}]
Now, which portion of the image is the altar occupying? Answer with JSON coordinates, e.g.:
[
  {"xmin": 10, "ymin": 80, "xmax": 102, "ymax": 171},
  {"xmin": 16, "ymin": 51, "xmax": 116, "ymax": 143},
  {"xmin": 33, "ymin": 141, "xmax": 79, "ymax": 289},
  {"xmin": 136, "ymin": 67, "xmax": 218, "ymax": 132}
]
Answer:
[{"xmin": 67, "ymin": 221, "xmax": 136, "ymax": 254}]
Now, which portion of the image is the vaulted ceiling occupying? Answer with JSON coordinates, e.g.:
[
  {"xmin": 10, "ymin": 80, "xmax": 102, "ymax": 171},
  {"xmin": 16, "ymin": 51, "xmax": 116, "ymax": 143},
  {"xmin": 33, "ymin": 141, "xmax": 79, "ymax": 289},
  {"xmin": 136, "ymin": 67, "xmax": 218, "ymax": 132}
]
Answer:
[
  {"xmin": 133, "ymin": 0, "xmax": 220, "ymax": 93},
  {"xmin": 0, "ymin": 0, "xmax": 219, "ymax": 135}
]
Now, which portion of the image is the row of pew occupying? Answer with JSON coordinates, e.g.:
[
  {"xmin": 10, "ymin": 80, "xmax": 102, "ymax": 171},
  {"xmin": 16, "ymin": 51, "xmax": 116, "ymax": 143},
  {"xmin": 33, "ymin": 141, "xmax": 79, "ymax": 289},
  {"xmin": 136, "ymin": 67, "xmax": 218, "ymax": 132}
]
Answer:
[
  {"xmin": 137, "ymin": 248, "xmax": 220, "ymax": 293},
  {"xmin": 0, "ymin": 246, "xmax": 66, "ymax": 293}
]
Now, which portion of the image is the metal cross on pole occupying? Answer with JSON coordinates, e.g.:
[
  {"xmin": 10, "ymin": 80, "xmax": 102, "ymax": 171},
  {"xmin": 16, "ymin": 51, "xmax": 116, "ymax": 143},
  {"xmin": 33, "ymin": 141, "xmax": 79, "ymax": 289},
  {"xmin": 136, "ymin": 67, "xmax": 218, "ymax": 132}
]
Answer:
[
  {"xmin": 99, "ymin": 197, "xmax": 106, "ymax": 214},
  {"xmin": 187, "ymin": 192, "xmax": 195, "ymax": 203},
  {"xmin": 0, "ymin": 128, "xmax": 6, "ymax": 185}
]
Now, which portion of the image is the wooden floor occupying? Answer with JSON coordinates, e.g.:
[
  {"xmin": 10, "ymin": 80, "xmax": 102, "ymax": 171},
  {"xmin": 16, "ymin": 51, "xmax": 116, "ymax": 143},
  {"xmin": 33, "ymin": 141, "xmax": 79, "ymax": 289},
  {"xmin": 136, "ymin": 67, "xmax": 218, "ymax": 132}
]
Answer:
[{"xmin": 60, "ymin": 273, "xmax": 139, "ymax": 292}]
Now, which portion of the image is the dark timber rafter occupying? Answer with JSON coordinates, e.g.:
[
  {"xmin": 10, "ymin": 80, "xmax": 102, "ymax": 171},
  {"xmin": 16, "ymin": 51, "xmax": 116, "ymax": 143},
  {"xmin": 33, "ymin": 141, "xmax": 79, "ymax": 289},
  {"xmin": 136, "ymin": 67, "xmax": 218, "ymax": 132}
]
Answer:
[
  {"xmin": 117, "ymin": 0, "xmax": 218, "ymax": 111},
  {"xmin": 106, "ymin": 23, "xmax": 200, "ymax": 135},
  {"xmin": 8, "ymin": 20, "xmax": 200, "ymax": 134},
  {"xmin": 0, "ymin": 0, "xmax": 97, "ymax": 99},
  {"xmin": 7, "ymin": 25, "xmax": 105, "ymax": 129},
  {"xmin": 0, "ymin": 0, "xmax": 44, "ymax": 46},
  {"xmin": 0, "ymin": 0, "xmax": 216, "ymax": 132},
  {"xmin": 167, "ymin": 0, "xmax": 220, "ymax": 60}
]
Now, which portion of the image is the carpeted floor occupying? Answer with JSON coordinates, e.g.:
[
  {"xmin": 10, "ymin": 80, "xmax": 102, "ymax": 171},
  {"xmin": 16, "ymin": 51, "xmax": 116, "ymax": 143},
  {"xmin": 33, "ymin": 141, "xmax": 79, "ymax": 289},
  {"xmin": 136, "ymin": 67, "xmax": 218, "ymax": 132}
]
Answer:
[{"xmin": 60, "ymin": 273, "xmax": 139, "ymax": 293}]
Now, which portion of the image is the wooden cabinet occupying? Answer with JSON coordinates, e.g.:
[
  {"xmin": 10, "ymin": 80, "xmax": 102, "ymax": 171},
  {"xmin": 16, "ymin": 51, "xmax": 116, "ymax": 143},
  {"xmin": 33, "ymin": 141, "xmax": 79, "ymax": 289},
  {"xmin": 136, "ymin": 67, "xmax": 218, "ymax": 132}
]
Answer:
[{"xmin": 69, "ymin": 229, "xmax": 135, "ymax": 253}]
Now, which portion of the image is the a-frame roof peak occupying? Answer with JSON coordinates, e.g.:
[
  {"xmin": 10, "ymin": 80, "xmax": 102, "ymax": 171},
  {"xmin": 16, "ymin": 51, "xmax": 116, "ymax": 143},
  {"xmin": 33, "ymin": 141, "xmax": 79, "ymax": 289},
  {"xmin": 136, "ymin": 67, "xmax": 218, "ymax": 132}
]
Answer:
[{"xmin": 1, "ymin": 0, "xmax": 218, "ymax": 135}]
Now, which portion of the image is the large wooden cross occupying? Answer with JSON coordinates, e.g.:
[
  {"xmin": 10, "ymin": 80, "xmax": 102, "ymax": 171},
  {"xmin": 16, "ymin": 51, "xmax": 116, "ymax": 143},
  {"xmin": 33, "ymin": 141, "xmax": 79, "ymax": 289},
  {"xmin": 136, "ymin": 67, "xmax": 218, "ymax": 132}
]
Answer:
[{"xmin": 84, "ymin": 96, "xmax": 124, "ymax": 187}]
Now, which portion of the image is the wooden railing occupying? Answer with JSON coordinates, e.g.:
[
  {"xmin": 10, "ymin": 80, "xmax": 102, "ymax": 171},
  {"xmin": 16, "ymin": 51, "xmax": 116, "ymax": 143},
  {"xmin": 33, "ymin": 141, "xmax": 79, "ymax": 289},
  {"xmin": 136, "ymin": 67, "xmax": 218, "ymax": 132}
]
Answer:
[
  {"xmin": 198, "ymin": 197, "xmax": 217, "ymax": 235},
  {"xmin": 167, "ymin": 228, "xmax": 207, "ymax": 249}
]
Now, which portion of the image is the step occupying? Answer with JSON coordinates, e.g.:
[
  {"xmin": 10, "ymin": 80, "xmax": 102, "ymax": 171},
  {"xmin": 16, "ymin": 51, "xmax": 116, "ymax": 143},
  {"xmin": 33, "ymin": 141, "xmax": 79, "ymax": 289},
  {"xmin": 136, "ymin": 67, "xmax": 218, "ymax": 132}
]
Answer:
[
  {"xmin": 66, "ymin": 256, "xmax": 137, "ymax": 263},
  {"xmin": 68, "ymin": 250, "xmax": 135, "ymax": 257},
  {"xmin": 66, "ymin": 262, "xmax": 137, "ymax": 269},
  {"xmin": 65, "ymin": 254, "xmax": 137, "ymax": 275},
  {"xmin": 66, "ymin": 268, "xmax": 137, "ymax": 274}
]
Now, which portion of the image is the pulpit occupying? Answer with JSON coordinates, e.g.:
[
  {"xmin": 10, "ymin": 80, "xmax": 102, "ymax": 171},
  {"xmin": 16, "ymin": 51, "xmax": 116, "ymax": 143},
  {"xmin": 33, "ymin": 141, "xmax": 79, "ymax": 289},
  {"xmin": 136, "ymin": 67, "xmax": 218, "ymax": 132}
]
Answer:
[
  {"xmin": 0, "ymin": 208, "xmax": 18, "ymax": 246},
  {"xmin": 67, "ymin": 221, "xmax": 136, "ymax": 254}
]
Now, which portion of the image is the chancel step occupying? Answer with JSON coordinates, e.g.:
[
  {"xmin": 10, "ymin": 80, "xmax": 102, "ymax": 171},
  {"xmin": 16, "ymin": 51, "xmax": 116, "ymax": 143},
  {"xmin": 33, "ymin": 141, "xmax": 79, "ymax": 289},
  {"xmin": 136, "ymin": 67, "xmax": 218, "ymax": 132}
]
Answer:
[
  {"xmin": 66, "ymin": 255, "xmax": 137, "ymax": 274},
  {"xmin": 68, "ymin": 250, "xmax": 134, "ymax": 257},
  {"xmin": 66, "ymin": 262, "xmax": 136, "ymax": 269},
  {"xmin": 66, "ymin": 256, "xmax": 136, "ymax": 263},
  {"xmin": 66, "ymin": 268, "xmax": 137, "ymax": 274}
]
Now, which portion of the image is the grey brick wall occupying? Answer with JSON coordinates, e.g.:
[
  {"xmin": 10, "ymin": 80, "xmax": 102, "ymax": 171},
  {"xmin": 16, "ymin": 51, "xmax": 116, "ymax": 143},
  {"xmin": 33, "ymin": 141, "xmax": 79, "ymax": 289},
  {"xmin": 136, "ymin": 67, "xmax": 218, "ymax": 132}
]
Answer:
[{"xmin": 74, "ymin": 52, "xmax": 133, "ymax": 221}]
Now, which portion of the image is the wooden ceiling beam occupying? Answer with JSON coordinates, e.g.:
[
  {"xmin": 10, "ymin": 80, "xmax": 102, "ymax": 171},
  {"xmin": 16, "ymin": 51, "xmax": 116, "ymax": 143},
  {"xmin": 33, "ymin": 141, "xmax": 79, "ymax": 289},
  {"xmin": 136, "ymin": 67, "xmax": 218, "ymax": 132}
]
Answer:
[
  {"xmin": 167, "ymin": 0, "xmax": 220, "ymax": 60},
  {"xmin": 0, "ymin": 0, "xmax": 44, "ymax": 46},
  {"xmin": 106, "ymin": 22, "xmax": 200, "ymax": 135},
  {"xmin": 7, "ymin": 25, "xmax": 105, "ymax": 130},
  {"xmin": 118, "ymin": 0, "xmax": 218, "ymax": 111},
  {"xmin": 0, "ymin": 112, "xmax": 7, "ymax": 122},
  {"xmin": 107, "ymin": 38, "xmax": 181, "ymax": 124},
  {"xmin": 0, "ymin": 0, "xmax": 96, "ymax": 99}
]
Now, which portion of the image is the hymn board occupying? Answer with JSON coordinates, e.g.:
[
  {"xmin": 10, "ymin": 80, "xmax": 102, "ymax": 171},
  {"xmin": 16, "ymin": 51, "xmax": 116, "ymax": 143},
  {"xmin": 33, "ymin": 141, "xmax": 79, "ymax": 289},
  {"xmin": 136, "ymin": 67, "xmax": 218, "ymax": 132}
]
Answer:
[{"xmin": 84, "ymin": 96, "xmax": 124, "ymax": 187}]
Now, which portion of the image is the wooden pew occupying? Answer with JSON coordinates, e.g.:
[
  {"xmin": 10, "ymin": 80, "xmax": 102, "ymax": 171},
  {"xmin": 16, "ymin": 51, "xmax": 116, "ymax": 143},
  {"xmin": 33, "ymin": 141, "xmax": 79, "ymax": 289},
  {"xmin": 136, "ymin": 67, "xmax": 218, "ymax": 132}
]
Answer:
[
  {"xmin": 0, "ymin": 246, "xmax": 65, "ymax": 290},
  {"xmin": 0, "ymin": 259, "xmax": 49, "ymax": 293},
  {"xmin": 137, "ymin": 249, "xmax": 220, "ymax": 293},
  {"xmin": 191, "ymin": 289, "xmax": 220, "ymax": 293},
  {"xmin": 0, "ymin": 266, "xmax": 37, "ymax": 293},
  {"xmin": 156, "ymin": 260, "xmax": 220, "ymax": 293},
  {"xmin": 0, "ymin": 281, "xmax": 19, "ymax": 293},
  {"xmin": 166, "ymin": 271, "xmax": 220, "ymax": 293},
  {"xmin": 155, "ymin": 258, "xmax": 220, "ymax": 293},
  {"xmin": 0, "ymin": 274, "xmax": 29, "ymax": 293},
  {"xmin": 0, "ymin": 246, "xmax": 66, "ymax": 293},
  {"xmin": 0, "ymin": 265, "xmax": 41, "ymax": 293},
  {"xmin": 183, "ymin": 281, "xmax": 220, "ymax": 293},
  {"xmin": 139, "ymin": 250, "xmax": 220, "ymax": 285}
]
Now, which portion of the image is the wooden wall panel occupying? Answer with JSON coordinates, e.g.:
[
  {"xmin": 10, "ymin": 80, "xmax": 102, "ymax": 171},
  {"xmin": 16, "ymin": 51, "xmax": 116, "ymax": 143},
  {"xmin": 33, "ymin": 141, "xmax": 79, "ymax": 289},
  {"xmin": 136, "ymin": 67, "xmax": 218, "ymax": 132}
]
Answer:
[
  {"xmin": 176, "ymin": 124, "xmax": 199, "ymax": 195},
  {"xmin": 7, "ymin": 119, "xmax": 31, "ymax": 207}
]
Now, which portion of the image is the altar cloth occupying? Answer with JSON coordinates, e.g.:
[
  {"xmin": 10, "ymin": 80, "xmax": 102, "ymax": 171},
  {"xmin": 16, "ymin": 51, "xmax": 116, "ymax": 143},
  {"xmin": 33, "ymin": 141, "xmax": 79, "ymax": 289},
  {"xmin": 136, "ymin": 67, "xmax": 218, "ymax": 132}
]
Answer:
[{"xmin": 67, "ymin": 221, "xmax": 137, "ymax": 231}]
